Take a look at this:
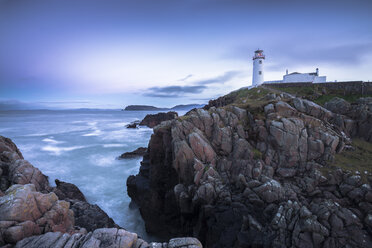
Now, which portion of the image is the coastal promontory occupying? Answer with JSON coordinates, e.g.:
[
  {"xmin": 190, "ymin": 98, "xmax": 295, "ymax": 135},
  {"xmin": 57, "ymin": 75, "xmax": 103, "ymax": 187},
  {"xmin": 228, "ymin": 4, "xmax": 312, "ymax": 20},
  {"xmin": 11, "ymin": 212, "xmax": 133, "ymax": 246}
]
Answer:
[{"xmin": 127, "ymin": 86, "xmax": 372, "ymax": 247}]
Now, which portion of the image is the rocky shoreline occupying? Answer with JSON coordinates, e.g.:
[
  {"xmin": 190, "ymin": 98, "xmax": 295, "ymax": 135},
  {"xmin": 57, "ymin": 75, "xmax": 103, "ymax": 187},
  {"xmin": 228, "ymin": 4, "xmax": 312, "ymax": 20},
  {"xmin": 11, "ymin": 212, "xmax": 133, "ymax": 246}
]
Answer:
[
  {"xmin": 127, "ymin": 88, "xmax": 372, "ymax": 247},
  {"xmin": 0, "ymin": 136, "xmax": 202, "ymax": 247}
]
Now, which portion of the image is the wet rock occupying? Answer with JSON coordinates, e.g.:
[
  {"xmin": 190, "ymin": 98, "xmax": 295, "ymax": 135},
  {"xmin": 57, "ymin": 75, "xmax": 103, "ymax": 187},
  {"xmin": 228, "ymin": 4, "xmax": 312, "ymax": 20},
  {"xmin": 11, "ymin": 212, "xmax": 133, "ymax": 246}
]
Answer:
[
  {"xmin": 68, "ymin": 199, "xmax": 119, "ymax": 232},
  {"xmin": 53, "ymin": 179, "xmax": 86, "ymax": 202},
  {"xmin": 119, "ymin": 147, "xmax": 147, "ymax": 159},
  {"xmin": 126, "ymin": 120, "xmax": 140, "ymax": 129},
  {"xmin": 140, "ymin": 111, "xmax": 178, "ymax": 128}
]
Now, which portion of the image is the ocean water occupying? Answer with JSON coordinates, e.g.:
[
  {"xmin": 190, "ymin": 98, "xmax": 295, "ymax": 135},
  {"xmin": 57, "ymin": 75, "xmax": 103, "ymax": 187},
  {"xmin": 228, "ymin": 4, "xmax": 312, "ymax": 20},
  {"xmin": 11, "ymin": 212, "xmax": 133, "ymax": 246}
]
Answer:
[{"xmin": 0, "ymin": 109, "xmax": 183, "ymax": 241}]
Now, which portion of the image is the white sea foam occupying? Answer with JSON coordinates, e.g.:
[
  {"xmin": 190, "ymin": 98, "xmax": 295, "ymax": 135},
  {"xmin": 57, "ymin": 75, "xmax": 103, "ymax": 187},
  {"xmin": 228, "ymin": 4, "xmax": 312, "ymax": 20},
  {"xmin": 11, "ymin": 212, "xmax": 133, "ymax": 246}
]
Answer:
[
  {"xmin": 90, "ymin": 154, "xmax": 115, "ymax": 167},
  {"xmin": 42, "ymin": 137, "xmax": 64, "ymax": 144},
  {"xmin": 41, "ymin": 145, "xmax": 86, "ymax": 155},
  {"xmin": 82, "ymin": 129, "xmax": 102, "ymax": 136},
  {"xmin": 82, "ymin": 122, "xmax": 103, "ymax": 136},
  {"xmin": 103, "ymin": 144, "xmax": 127, "ymax": 148}
]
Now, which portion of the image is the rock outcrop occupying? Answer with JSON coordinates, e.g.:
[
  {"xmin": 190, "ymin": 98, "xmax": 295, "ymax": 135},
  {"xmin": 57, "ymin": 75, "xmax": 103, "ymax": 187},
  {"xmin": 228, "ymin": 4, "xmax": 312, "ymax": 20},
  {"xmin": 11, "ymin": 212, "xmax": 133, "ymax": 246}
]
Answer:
[
  {"xmin": 52, "ymin": 179, "xmax": 119, "ymax": 232},
  {"xmin": 0, "ymin": 184, "xmax": 75, "ymax": 244},
  {"xmin": 15, "ymin": 229, "xmax": 202, "ymax": 248},
  {"xmin": 0, "ymin": 136, "xmax": 118, "ymax": 246},
  {"xmin": 128, "ymin": 93, "xmax": 372, "ymax": 247},
  {"xmin": 126, "ymin": 120, "xmax": 141, "ymax": 129},
  {"xmin": 0, "ymin": 135, "xmax": 202, "ymax": 247},
  {"xmin": 53, "ymin": 179, "xmax": 87, "ymax": 202},
  {"xmin": 325, "ymin": 97, "xmax": 372, "ymax": 142},
  {"xmin": 140, "ymin": 111, "xmax": 178, "ymax": 128},
  {"xmin": 119, "ymin": 147, "xmax": 147, "ymax": 159}
]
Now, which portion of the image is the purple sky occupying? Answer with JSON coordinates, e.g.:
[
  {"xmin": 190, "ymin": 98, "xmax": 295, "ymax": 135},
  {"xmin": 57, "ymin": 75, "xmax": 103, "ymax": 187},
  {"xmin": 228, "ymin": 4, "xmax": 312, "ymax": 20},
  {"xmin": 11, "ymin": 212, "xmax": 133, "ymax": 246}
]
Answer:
[{"xmin": 0, "ymin": 0, "xmax": 371, "ymax": 109}]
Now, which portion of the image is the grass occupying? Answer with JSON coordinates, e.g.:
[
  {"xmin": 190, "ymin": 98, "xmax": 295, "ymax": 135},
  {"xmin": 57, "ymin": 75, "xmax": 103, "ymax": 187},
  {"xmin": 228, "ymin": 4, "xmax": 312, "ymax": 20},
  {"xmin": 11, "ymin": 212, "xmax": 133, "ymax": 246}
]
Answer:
[
  {"xmin": 314, "ymin": 94, "xmax": 370, "ymax": 106},
  {"xmin": 224, "ymin": 87, "xmax": 276, "ymax": 120},
  {"xmin": 264, "ymin": 84, "xmax": 372, "ymax": 106},
  {"xmin": 252, "ymin": 148, "xmax": 263, "ymax": 160},
  {"xmin": 176, "ymin": 115, "xmax": 191, "ymax": 122},
  {"xmin": 321, "ymin": 139, "xmax": 372, "ymax": 182}
]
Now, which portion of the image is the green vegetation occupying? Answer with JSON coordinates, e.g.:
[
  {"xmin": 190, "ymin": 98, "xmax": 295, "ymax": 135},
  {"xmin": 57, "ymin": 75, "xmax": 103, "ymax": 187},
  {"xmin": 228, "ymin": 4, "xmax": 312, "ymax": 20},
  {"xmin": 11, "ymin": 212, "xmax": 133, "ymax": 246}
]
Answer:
[
  {"xmin": 264, "ymin": 84, "xmax": 372, "ymax": 106},
  {"xmin": 176, "ymin": 115, "xmax": 191, "ymax": 122},
  {"xmin": 314, "ymin": 94, "xmax": 369, "ymax": 106},
  {"xmin": 227, "ymin": 87, "xmax": 271, "ymax": 104},
  {"xmin": 322, "ymin": 139, "xmax": 372, "ymax": 182},
  {"xmin": 223, "ymin": 87, "xmax": 277, "ymax": 119},
  {"xmin": 252, "ymin": 148, "xmax": 263, "ymax": 160}
]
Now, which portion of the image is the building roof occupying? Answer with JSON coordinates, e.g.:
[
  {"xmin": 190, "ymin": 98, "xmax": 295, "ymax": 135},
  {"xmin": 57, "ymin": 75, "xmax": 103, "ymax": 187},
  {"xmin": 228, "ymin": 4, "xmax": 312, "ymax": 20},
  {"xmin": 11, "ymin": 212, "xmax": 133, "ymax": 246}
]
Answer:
[{"xmin": 286, "ymin": 72, "xmax": 317, "ymax": 76}]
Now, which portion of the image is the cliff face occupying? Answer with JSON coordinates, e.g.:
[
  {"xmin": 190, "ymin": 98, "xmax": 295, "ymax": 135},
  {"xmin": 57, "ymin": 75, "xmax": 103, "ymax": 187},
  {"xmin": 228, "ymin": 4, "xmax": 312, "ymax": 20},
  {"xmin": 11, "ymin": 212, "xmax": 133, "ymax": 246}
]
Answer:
[{"xmin": 127, "ymin": 89, "xmax": 372, "ymax": 248}]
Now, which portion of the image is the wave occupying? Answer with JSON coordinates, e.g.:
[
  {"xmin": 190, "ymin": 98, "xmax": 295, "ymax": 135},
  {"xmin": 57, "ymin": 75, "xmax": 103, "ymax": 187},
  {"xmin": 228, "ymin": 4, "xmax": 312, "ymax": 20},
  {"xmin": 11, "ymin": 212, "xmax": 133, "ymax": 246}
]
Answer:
[
  {"xmin": 103, "ymin": 144, "xmax": 127, "ymax": 148},
  {"xmin": 90, "ymin": 154, "xmax": 115, "ymax": 167},
  {"xmin": 42, "ymin": 137, "xmax": 64, "ymax": 144},
  {"xmin": 41, "ymin": 145, "xmax": 86, "ymax": 155}
]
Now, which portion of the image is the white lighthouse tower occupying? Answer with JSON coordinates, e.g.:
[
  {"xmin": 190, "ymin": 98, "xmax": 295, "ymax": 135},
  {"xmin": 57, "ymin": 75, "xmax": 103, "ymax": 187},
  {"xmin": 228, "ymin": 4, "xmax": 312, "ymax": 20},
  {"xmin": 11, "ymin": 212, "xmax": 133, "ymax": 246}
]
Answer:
[{"xmin": 252, "ymin": 49, "xmax": 265, "ymax": 86}]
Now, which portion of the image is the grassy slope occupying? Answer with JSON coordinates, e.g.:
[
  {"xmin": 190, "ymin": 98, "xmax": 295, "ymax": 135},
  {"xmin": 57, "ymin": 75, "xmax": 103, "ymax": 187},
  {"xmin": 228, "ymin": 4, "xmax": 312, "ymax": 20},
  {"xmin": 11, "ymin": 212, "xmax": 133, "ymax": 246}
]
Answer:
[
  {"xmin": 327, "ymin": 139, "xmax": 372, "ymax": 181},
  {"xmin": 264, "ymin": 84, "xmax": 372, "ymax": 106}
]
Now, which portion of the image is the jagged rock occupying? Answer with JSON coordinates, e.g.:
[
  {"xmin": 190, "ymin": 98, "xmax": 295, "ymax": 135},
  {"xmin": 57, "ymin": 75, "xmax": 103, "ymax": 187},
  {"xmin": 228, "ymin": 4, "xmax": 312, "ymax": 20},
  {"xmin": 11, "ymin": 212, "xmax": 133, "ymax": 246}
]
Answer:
[
  {"xmin": 126, "ymin": 120, "xmax": 140, "ymax": 129},
  {"xmin": 119, "ymin": 147, "xmax": 147, "ymax": 159},
  {"xmin": 127, "ymin": 94, "xmax": 372, "ymax": 248},
  {"xmin": 14, "ymin": 228, "xmax": 138, "ymax": 248},
  {"xmin": 140, "ymin": 111, "xmax": 178, "ymax": 128},
  {"xmin": 53, "ymin": 179, "xmax": 86, "ymax": 202},
  {"xmin": 324, "ymin": 97, "xmax": 351, "ymax": 115},
  {"xmin": 0, "ymin": 184, "xmax": 74, "ymax": 245},
  {"xmin": 14, "ymin": 229, "xmax": 202, "ymax": 248},
  {"xmin": 0, "ymin": 136, "xmax": 50, "ymax": 193},
  {"xmin": 68, "ymin": 199, "xmax": 119, "ymax": 232}
]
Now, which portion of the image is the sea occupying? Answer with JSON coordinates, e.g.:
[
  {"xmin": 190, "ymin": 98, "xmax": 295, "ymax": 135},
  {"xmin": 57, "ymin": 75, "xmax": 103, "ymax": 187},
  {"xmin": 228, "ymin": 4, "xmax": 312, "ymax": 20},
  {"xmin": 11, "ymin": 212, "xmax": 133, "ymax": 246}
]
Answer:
[{"xmin": 0, "ymin": 109, "xmax": 186, "ymax": 241}]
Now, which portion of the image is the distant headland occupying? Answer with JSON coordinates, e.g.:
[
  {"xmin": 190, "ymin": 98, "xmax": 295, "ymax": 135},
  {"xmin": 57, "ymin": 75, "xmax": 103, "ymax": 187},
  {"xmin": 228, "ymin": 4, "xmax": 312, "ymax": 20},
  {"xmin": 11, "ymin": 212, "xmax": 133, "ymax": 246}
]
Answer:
[{"xmin": 124, "ymin": 103, "xmax": 204, "ymax": 111}]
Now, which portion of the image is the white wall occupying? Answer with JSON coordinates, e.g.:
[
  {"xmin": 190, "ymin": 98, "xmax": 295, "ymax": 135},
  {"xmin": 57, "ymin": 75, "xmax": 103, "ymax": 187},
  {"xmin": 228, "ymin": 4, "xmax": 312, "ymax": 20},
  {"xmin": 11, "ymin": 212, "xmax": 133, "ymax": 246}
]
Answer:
[
  {"xmin": 283, "ymin": 73, "xmax": 315, "ymax": 83},
  {"xmin": 313, "ymin": 76, "xmax": 327, "ymax": 83},
  {"xmin": 252, "ymin": 58, "xmax": 264, "ymax": 86}
]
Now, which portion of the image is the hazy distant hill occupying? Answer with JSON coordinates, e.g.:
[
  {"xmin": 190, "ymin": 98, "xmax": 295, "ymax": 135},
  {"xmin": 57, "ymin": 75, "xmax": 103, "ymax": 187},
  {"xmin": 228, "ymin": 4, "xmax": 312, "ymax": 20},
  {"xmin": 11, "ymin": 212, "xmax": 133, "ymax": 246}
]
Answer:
[
  {"xmin": 0, "ymin": 100, "xmax": 44, "ymax": 110},
  {"xmin": 124, "ymin": 104, "xmax": 204, "ymax": 111}
]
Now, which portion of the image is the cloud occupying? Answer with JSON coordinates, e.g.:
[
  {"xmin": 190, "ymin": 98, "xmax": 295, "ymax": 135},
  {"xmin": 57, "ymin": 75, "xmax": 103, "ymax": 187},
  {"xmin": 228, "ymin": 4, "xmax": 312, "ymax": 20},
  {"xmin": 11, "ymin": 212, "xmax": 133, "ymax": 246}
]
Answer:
[
  {"xmin": 143, "ymin": 70, "xmax": 243, "ymax": 98},
  {"xmin": 194, "ymin": 70, "xmax": 242, "ymax": 85},
  {"xmin": 178, "ymin": 74, "xmax": 193, "ymax": 81},
  {"xmin": 223, "ymin": 42, "xmax": 372, "ymax": 68},
  {"xmin": 144, "ymin": 85, "xmax": 207, "ymax": 98}
]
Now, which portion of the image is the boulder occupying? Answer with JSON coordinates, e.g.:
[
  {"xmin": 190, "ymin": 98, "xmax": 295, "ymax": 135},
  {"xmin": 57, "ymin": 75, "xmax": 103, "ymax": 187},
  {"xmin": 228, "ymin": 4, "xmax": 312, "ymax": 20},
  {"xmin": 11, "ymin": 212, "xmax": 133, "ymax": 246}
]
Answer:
[
  {"xmin": 324, "ymin": 97, "xmax": 351, "ymax": 115},
  {"xmin": 0, "ymin": 184, "xmax": 74, "ymax": 245},
  {"xmin": 126, "ymin": 120, "xmax": 140, "ymax": 129}
]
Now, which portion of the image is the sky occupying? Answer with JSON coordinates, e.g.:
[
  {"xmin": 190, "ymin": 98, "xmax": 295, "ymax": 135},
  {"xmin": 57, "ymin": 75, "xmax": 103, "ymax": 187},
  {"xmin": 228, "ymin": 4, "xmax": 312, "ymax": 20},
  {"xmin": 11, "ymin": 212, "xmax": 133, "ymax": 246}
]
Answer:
[{"xmin": 0, "ymin": 0, "xmax": 371, "ymax": 109}]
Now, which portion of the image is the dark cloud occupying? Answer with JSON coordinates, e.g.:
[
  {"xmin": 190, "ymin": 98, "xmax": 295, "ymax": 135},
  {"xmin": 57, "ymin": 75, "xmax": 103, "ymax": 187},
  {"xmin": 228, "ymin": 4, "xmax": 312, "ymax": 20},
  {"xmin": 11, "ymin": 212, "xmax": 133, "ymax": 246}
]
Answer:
[
  {"xmin": 144, "ymin": 85, "xmax": 207, "ymax": 98},
  {"xmin": 144, "ymin": 71, "xmax": 242, "ymax": 98},
  {"xmin": 178, "ymin": 74, "xmax": 193, "ymax": 81},
  {"xmin": 194, "ymin": 70, "xmax": 242, "ymax": 85},
  {"xmin": 223, "ymin": 42, "xmax": 372, "ymax": 69}
]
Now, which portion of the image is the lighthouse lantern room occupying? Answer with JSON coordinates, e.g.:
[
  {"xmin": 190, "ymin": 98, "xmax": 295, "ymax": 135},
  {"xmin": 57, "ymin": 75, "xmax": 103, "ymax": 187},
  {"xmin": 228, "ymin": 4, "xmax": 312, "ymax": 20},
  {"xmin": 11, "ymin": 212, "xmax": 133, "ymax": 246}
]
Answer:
[{"xmin": 252, "ymin": 49, "xmax": 265, "ymax": 86}]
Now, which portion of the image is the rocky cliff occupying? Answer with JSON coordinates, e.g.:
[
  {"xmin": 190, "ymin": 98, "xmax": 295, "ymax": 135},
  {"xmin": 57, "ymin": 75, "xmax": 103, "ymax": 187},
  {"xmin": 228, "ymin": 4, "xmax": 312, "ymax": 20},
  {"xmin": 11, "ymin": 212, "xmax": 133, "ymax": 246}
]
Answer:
[
  {"xmin": 127, "ymin": 87, "xmax": 372, "ymax": 248},
  {"xmin": 140, "ymin": 111, "xmax": 178, "ymax": 128},
  {"xmin": 0, "ymin": 136, "xmax": 202, "ymax": 247}
]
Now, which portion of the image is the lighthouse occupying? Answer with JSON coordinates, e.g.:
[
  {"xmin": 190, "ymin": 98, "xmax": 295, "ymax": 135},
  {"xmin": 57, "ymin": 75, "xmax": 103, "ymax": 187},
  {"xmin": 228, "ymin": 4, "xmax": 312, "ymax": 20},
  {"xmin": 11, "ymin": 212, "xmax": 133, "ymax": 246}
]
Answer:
[{"xmin": 252, "ymin": 49, "xmax": 265, "ymax": 86}]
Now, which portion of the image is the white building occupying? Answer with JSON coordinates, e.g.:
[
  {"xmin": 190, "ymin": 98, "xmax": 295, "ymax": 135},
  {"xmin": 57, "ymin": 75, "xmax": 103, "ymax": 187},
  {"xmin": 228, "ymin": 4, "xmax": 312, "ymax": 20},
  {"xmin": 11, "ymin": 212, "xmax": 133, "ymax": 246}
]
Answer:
[
  {"xmin": 252, "ymin": 49, "xmax": 265, "ymax": 86},
  {"xmin": 264, "ymin": 68, "xmax": 327, "ymax": 84},
  {"xmin": 251, "ymin": 49, "xmax": 327, "ymax": 85},
  {"xmin": 281, "ymin": 68, "xmax": 327, "ymax": 83}
]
